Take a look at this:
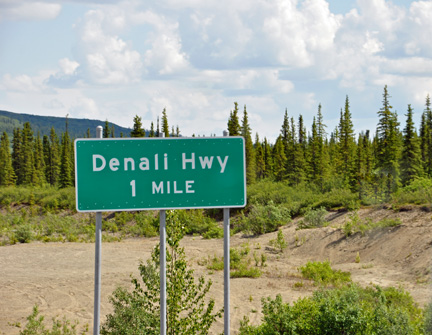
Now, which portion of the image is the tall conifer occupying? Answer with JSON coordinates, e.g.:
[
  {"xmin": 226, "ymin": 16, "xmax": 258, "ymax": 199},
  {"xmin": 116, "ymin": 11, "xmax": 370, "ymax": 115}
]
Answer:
[
  {"xmin": 338, "ymin": 96, "xmax": 356, "ymax": 189},
  {"xmin": 20, "ymin": 122, "xmax": 35, "ymax": 185},
  {"xmin": 375, "ymin": 85, "xmax": 401, "ymax": 196},
  {"xmin": 401, "ymin": 105, "xmax": 422, "ymax": 185},
  {"xmin": 131, "ymin": 115, "xmax": 146, "ymax": 137},
  {"xmin": 241, "ymin": 105, "xmax": 256, "ymax": 184},
  {"xmin": 272, "ymin": 136, "xmax": 287, "ymax": 181},
  {"xmin": 59, "ymin": 131, "xmax": 73, "ymax": 188},
  {"xmin": 0, "ymin": 132, "xmax": 16, "ymax": 186},
  {"xmin": 227, "ymin": 102, "xmax": 241, "ymax": 136},
  {"xmin": 161, "ymin": 108, "xmax": 170, "ymax": 137}
]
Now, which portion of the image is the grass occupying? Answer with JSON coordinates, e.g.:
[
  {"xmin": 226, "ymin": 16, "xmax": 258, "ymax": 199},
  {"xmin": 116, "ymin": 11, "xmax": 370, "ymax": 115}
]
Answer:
[
  {"xmin": 299, "ymin": 260, "xmax": 352, "ymax": 287},
  {"xmin": 204, "ymin": 243, "xmax": 265, "ymax": 278},
  {"xmin": 343, "ymin": 211, "xmax": 402, "ymax": 237}
]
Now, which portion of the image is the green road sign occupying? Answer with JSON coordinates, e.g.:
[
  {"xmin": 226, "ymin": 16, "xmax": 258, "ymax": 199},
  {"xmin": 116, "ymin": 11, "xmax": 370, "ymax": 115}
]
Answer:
[{"xmin": 75, "ymin": 137, "xmax": 246, "ymax": 212}]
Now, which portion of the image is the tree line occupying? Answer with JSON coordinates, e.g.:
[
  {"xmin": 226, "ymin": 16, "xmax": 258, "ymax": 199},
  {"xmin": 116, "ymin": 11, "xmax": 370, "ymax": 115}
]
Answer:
[
  {"xmin": 229, "ymin": 85, "xmax": 430, "ymax": 201},
  {"xmin": 0, "ymin": 86, "xmax": 430, "ymax": 201}
]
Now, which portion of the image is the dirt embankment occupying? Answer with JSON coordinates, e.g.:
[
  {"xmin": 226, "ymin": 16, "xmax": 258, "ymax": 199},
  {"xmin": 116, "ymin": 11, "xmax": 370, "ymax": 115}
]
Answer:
[{"xmin": 1, "ymin": 206, "xmax": 431, "ymax": 334}]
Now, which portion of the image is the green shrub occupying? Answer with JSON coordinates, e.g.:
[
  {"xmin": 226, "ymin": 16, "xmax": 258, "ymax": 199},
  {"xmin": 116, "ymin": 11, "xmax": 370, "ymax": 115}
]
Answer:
[
  {"xmin": 269, "ymin": 229, "xmax": 287, "ymax": 253},
  {"xmin": 425, "ymin": 302, "xmax": 432, "ymax": 334},
  {"xmin": 392, "ymin": 177, "xmax": 432, "ymax": 206},
  {"xmin": 205, "ymin": 244, "xmax": 264, "ymax": 278},
  {"xmin": 19, "ymin": 305, "xmax": 86, "ymax": 335},
  {"xmin": 298, "ymin": 207, "xmax": 328, "ymax": 229},
  {"xmin": 101, "ymin": 210, "xmax": 222, "ymax": 335},
  {"xmin": 343, "ymin": 211, "xmax": 402, "ymax": 237},
  {"xmin": 202, "ymin": 221, "xmax": 224, "ymax": 239},
  {"xmin": 14, "ymin": 224, "xmax": 33, "ymax": 243},
  {"xmin": 299, "ymin": 260, "xmax": 351, "ymax": 287},
  {"xmin": 244, "ymin": 201, "xmax": 290, "ymax": 235},
  {"xmin": 239, "ymin": 284, "xmax": 424, "ymax": 335}
]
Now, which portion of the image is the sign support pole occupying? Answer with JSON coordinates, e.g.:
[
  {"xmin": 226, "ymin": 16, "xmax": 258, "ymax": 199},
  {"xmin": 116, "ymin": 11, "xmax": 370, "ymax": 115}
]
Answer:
[
  {"xmin": 223, "ymin": 208, "xmax": 230, "ymax": 335},
  {"xmin": 160, "ymin": 210, "xmax": 167, "ymax": 335},
  {"xmin": 93, "ymin": 126, "xmax": 103, "ymax": 335},
  {"xmin": 159, "ymin": 131, "xmax": 167, "ymax": 335}
]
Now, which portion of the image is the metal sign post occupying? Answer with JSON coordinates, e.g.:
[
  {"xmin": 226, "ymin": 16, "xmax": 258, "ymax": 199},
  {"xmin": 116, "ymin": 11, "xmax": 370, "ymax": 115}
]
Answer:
[
  {"xmin": 223, "ymin": 208, "xmax": 230, "ymax": 335},
  {"xmin": 160, "ymin": 210, "xmax": 167, "ymax": 335},
  {"xmin": 93, "ymin": 126, "xmax": 103, "ymax": 335}
]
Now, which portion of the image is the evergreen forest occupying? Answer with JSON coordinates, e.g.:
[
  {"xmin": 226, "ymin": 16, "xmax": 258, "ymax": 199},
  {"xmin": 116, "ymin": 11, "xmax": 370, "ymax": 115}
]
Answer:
[{"xmin": 1, "ymin": 85, "xmax": 431, "ymax": 204}]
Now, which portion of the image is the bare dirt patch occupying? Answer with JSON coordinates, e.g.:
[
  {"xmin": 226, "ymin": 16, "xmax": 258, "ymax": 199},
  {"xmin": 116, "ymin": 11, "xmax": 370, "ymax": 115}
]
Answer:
[{"xmin": 1, "ymin": 207, "xmax": 432, "ymax": 334}]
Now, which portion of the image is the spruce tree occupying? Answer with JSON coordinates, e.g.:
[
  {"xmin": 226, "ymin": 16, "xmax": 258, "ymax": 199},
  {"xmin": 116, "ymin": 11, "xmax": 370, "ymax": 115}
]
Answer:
[
  {"xmin": 273, "ymin": 136, "xmax": 287, "ymax": 181},
  {"xmin": 44, "ymin": 127, "xmax": 60, "ymax": 186},
  {"xmin": 375, "ymin": 85, "xmax": 401, "ymax": 196},
  {"xmin": 33, "ymin": 132, "xmax": 46, "ymax": 186},
  {"xmin": 20, "ymin": 122, "xmax": 36, "ymax": 185},
  {"xmin": 338, "ymin": 96, "xmax": 356, "ymax": 189},
  {"xmin": 59, "ymin": 131, "xmax": 73, "ymax": 188},
  {"xmin": 131, "ymin": 115, "xmax": 146, "ymax": 137},
  {"xmin": 263, "ymin": 137, "xmax": 273, "ymax": 178},
  {"xmin": 280, "ymin": 110, "xmax": 294, "ymax": 182},
  {"xmin": 12, "ymin": 128, "xmax": 22, "ymax": 184},
  {"xmin": 298, "ymin": 114, "xmax": 309, "ymax": 179},
  {"xmin": 103, "ymin": 120, "xmax": 110, "ymax": 138},
  {"xmin": 308, "ymin": 105, "xmax": 328, "ymax": 190},
  {"xmin": 149, "ymin": 122, "xmax": 155, "ymax": 137},
  {"xmin": 241, "ymin": 105, "xmax": 256, "ymax": 184},
  {"xmin": 161, "ymin": 108, "xmax": 170, "ymax": 137},
  {"xmin": 289, "ymin": 116, "xmax": 306, "ymax": 185},
  {"xmin": 227, "ymin": 102, "xmax": 241, "ymax": 136},
  {"xmin": 355, "ymin": 131, "xmax": 374, "ymax": 199},
  {"xmin": 401, "ymin": 104, "xmax": 422, "ymax": 185},
  {"xmin": 420, "ymin": 95, "xmax": 432, "ymax": 176},
  {"xmin": 0, "ymin": 132, "xmax": 16, "ymax": 186},
  {"xmin": 254, "ymin": 134, "xmax": 265, "ymax": 180}
]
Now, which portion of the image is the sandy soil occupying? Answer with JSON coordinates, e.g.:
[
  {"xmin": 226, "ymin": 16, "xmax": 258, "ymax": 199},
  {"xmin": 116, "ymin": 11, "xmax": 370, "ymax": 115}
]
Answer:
[{"xmin": 1, "ymin": 206, "xmax": 432, "ymax": 334}]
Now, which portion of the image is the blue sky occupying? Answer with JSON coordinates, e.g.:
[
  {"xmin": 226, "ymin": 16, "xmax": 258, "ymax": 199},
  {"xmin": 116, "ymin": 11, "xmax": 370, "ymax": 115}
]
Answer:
[{"xmin": 1, "ymin": 0, "xmax": 432, "ymax": 141}]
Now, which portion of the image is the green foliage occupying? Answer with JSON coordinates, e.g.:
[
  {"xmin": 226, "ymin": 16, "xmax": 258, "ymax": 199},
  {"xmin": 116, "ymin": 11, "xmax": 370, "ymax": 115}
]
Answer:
[
  {"xmin": 14, "ymin": 224, "xmax": 33, "ymax": 243},
  {"xmin": 19, "ymin": 305, "xmax": 87, "ymax": 335},
  {"xmin": 343, "ymin": 211, "xmax": 402, "ymax": 237},
  {"xmin": 298, "ymin": 207, "xmax": 328, "ymax": 229},
  {"xmin": 0, "ymin": 186, "xmax": 75, "ymax": 211},
  {"xmin": 425, "ymin": 302, "xmax": 432, "ymax": 334},
  {"xmin": 125, "ymin": 211, "xmax": 158, "ymax": 237},
  {"xmin": 244, "ymin": 201, "xmax": 290, "ymax": 235},
  {"xmin": 247, "ymin": 180, "xmax": 358, "ymax": 218},
  {"xmin": 392, "ymin": 177, "xmax": 432, "ymax": 206},
  {"xmin": 205, "ymin": 244, "xmax": 264, "ymax": 278},
  {"xmin": 239, "ymin": 284, "xmax": 424, "ymax": 335},
  {"xmin": 175, "ymin": 209, "xmax": 222, "ymax": 238},
  {"xmin": 299, "ymin": 260, "xmax": 351, "ymax": 287},
  {"xmin": 269, "ymin": 229, "xmax": 287, "ymax": 253},
  {"xmin": 101, "ymin": 210, "xmax": 222, "ymax": 335}
]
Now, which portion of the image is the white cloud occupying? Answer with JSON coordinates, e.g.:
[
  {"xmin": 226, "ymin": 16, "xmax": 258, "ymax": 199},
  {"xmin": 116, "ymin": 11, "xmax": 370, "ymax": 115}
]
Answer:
[
  {"xmin": 77, "ymin": 8, "xmax": 142, "ymax": 84},
  {"xmin": 0, "ymin": 1, "xmax": 61, "ymax": 21},
  {"xmin": 405, "ymin": 1, "xmax": 432, "ymax": 57},
  {"xmin": 262, "ymin": 0, "xmax": 341, "ymax": 67},
  {"xmin": 2, "ymin": 74, "xmax": 43, "ymax": 93},
  {"xmin": 43, "ymin": 99, "xmax": 64, "ymax": 109},
  {"xmin": 69, "ymin": 96, "xmax": 99, "ymax": 119},
  {"xmin": 59, "ymin": 58, "xmax": 80, "ymax": 76},
  {"xmin": 143, "ymin": 33, "xmax": 189, "ymax": 75}
]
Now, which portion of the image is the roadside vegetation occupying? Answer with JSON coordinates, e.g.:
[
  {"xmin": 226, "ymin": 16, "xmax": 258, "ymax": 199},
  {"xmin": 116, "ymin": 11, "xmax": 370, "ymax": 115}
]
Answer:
[
  {"xmin": 4, "ymin": 87, "xmax": 432, "ymax": 333},
  {"xmin": 1, "ymin": 174, "xmax": 432, "ymax": 246}
]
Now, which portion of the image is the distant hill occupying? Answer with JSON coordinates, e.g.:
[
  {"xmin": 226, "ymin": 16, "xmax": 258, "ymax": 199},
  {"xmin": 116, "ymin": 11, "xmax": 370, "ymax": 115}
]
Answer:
[{"xmin": 0, "ymin": 110, "xmax": 132, "ymax": 140}]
